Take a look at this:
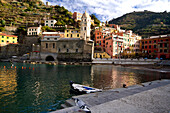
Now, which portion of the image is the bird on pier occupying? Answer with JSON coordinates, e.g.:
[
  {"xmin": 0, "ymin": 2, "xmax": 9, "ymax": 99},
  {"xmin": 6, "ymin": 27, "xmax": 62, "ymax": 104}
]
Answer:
[{"xmin": 123, "ymin": 84, "xmax": 127, "ymax": 88}]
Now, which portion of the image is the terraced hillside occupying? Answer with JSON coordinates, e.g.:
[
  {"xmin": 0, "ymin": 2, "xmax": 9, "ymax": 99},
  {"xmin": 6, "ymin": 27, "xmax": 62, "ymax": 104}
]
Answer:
[{"xmin": 0, "ymin": 0, "xmax": 75, "ymax": 32}]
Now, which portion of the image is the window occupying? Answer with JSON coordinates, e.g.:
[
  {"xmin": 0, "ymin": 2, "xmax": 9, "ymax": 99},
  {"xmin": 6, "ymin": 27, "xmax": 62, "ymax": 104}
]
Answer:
[
  {"xmin": 46, "ymin": 24, "xmax": 48, "ymax": 26},
  {"xmin": 160, "ymin": 49, "xmax": 162, "ymax": 53},
  {"xmin": 77, "ymin": 34, "xmax": 79, "ymax": 37},
  {"xmin": 84, "ymin": 27, "xmax": 86, "ymax": 30},
  {"xmin": 142, "ymin": 46, "xmax": 144, "ymax": 49},
  {"xmin": 7, "ymin": 37, "xmax": 9, "ymax": 39},
  {"xmin": 53, "ymin": 43, "xmax": 55, "ymax": 48},
  {"xmin": 63, "ymin": 45, "xmax": 66, "ymax": 48},
  {"xmin": 149, "ymin": 45, "xmax": 151, "ymax": 49},
  {"xmin": 164, "ymin": 43, "xmax": 167, "ymax": 47},
  {"xmin": 13, "ymin": 41, "xmax": 15, "ymax": 43},
  {"xmin": 145, "ymin": 41, "xmax": 147, "ymax": 43},
  {"xmin": 46, "ymin": 21, "xmax": 48, "ymax": 23},
  {"xmin": 76, "ymin": 49, "xmax": 78, "ymax": 53},
  {"xmin": 67, "ymin": 49, "xmax": 69, "ymax": 52},
  {"xmin": 71, "ymin": 34, "xmax": 72, "ymax": 37},
  {"xmin": 149, "ymin": 41, "xmax": 151, "ymax": 43},
  {"xmin": 51, "ymin": 21, "xmax": 53, "ymax": 23},
  {"xmin": 51, "ymin": 24, "xmax": 53, "ymax": 26},
  {"xmin": 35, "ymin": 29, "xmax": 37, "ymax": 31},
  {"xmin": 46, "ymin": 43, "xmax": 48, "ymax": 48},
  {"xmin": 149, "ymin": 50, "xmax": 151, "ymax": 53},
  {"xmin": 67, "ymin": 34, "xmax": 69, "ymax": 37},
  {"xmin": 154, "ymin": 40, "xmax": 156, "ymax": 43},
  {"xmin": 58, "ymin": 48, "xmax": 60, "ymax": 52},
  {"xmin": 32, "ymin": 29, "xmax": 34, "ymax": 31},
  {"xmin": 2, "ymin": 40, "xmax": 4, "ymax": 42},
  {"xmin": 164, "ymin": 49, "xmax": 167, "ymax": 53},
  {"xmin": 145, "ymin": 46, "xmax": 147, "ymax": 49},
  {"xmin": 160, "ymin": 43, "xmax": 163, "ymax": 47},
  {"xmin": 7, "ymin": 41, "xmax": 9, "ymax": 43},
  {"xmin": 154, "ymin": 45, "xmax": 157, "ymax": 48},
  {"xmin": 54, "ymin": 38, "xmax": 57, "ymax": 40},
  {"xmin": 29, "ymin": 29, "xmax": 31, "ymax": 31},
  {"xmin": 13, "ymin": 37, "xmax": 15, "ymax": 39},
  {"xmin": 142, "ymin": 42, "xmax": 144, "ymax": 44},
  {"xmin": 47, "ymin": 38, "xmax": 50, "ymax": 40}
]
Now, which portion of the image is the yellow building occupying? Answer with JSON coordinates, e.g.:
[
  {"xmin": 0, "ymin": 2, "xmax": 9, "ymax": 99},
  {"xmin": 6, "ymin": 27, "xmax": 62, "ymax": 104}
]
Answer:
[
  {"xmin": 94, "ymin": 52, "xmax": 111, "ymax": 58},
  {"xmin": 0, "ymin": 33, "xmax": 18, "ymax": 46},
  {"xmin": 64, "ymin": 29, "xmax": 80, "ymax": 38}
]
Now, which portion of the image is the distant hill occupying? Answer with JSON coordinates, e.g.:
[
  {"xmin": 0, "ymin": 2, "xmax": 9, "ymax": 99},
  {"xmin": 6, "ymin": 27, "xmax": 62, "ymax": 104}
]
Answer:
[{"xmin": 109, "ymin": 11, "xmax": 170, "ymax": 38}]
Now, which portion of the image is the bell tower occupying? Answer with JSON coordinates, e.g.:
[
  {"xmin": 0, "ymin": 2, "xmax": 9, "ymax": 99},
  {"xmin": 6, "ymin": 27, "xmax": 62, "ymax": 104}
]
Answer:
[{"xmin": 80, "ymin": 11, "xmax": 91, "ymax": 41}]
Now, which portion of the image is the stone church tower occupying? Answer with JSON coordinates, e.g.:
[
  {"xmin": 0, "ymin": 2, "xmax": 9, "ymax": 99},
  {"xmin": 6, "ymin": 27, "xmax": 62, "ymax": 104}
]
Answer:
[{"xmin": 80, "ymin": 11, "xmax": 91, "ymax": 41}]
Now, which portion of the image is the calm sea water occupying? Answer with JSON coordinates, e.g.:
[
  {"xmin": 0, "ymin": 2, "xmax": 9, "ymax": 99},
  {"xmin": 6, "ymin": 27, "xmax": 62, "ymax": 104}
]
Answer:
[{"xmin": 0, "ymin": 62, "xmax": 169, "ymax": 113}]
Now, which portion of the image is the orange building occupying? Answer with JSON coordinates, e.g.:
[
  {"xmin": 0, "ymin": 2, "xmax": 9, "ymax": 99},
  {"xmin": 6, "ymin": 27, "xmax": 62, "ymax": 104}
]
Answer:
[{"xmin": 140, "ymin": 34, "xmax": 170, "ymax": 59}]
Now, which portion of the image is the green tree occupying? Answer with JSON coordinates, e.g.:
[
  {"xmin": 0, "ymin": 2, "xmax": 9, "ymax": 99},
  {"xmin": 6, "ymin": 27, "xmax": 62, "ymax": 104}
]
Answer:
[
  {"xmin": 0, "ymin": 27, "xmax": 5, "ymax": 31},
  {"xmin": 90, "ymin": 14, "xmax": 100, "ymax": 26}
]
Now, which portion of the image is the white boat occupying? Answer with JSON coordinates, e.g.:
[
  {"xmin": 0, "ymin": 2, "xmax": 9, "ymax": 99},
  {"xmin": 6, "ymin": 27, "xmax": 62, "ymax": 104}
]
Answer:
[{"xmin": 70, "ymin": 81, "xmax": 102, "ymax": 94}]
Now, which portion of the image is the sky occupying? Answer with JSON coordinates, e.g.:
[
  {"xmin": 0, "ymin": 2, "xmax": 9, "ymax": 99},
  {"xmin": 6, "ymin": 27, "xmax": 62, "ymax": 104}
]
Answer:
[{"xmin": 41, "ymin": 0, "xmax": 170, "ymax": 22}]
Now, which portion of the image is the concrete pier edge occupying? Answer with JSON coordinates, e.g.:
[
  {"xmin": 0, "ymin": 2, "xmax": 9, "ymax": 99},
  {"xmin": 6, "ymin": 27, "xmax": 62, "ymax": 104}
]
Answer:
[{"xmin": 53, "ymin": 79, "xmax": 170, "ymax": 113}]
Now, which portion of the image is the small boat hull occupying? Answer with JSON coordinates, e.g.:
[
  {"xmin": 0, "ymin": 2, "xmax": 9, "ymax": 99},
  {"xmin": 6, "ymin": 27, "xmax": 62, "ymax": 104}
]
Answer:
[{"xmin": 69, "ymin": 81, "xmax": 102, "ymax": 94}]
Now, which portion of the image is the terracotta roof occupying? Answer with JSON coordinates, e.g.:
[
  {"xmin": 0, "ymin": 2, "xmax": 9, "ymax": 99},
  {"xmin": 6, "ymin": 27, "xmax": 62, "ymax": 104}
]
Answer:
[{"xmin": 0, "ymin": 33, "xmax": 17, "ymax": 37}]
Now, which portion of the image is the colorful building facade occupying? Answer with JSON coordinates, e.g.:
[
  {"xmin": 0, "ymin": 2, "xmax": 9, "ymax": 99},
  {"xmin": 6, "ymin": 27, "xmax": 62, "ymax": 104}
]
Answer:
[
  {"xmin": 140, "ymin": 34, "xmax": 170, "ymax": 59},
  {"xmin": 44, "ymin": 19, "xmax": 57, "ymax": 27},
  {"xmin": 0, "ymin": 33, "xmax": 18, "ymax": 46},
  {"xmin": 94, "ymin": 26, "xmax": 141, "ymax": 58},
  {"xmin": 64, "ymin": 29, "xmax": 80, "ymax": 38},
  {"xmin": 27, "ymin": 25, "xmax": 41, "ymax": 36},
  {"xmin": 73, "ymin": 12, "xmax": 83, "ymax": 22}
]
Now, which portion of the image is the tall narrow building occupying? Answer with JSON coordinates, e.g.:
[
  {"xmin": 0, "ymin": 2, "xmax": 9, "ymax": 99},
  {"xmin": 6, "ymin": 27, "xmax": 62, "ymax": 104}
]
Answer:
[{"xmin": 80, "ymin": 11, "xmax": 91, "ymax": 41}]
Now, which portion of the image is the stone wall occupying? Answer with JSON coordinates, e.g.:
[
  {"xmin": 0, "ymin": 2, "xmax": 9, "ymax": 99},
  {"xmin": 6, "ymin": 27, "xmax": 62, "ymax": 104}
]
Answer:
[
  {"xmin": 0, "ymin": 44, "xmax": 32, "ymax": 59},
  {"xmin": 40, "ymin": 39, "xmax": 94, "ymax": 62}
]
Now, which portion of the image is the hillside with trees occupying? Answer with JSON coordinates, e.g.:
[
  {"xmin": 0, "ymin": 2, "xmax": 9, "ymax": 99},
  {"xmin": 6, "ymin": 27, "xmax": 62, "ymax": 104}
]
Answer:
[
  {"xmin": 0, "ymin": 0, "xmax": 76, "ymax": 33},
  {"xmin": 109, "ymin": 11, "xmax": 170, "ymax": 38}
]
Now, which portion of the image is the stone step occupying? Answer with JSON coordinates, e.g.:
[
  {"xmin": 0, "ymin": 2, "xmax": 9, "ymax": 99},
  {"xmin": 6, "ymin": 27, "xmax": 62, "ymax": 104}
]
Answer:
[
  {"xmin": 65, "ymin": 99, "xmax": 76, "ymax": 107},
  {"xmin": 60, "ymin": 104, "xmax": 68, "ymax": 109}
]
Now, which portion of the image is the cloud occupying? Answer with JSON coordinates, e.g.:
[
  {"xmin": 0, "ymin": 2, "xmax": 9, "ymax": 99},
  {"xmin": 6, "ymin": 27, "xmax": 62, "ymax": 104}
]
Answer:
[{"xmin": 41, "ymin": 0, "xmax": 170, "ymax": 22}]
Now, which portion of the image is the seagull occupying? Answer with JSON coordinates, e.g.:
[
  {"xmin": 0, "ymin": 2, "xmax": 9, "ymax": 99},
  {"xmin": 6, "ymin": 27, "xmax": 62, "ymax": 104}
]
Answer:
[{"xmin": 75, "ymin": 98, "xmax": 91, "ymax": 113}]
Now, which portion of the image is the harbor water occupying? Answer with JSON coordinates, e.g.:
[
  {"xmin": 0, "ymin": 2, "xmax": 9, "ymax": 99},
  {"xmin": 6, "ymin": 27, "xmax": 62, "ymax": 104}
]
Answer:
[{"xmin": 0, "ymin": 62, "xmax": 169, "ymax": 113}]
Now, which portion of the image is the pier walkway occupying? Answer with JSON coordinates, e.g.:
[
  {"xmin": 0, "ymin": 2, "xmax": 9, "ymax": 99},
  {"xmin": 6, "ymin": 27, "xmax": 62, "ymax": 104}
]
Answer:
[{"xmin": 53, "ymin": 79, "xmax": 170, "ymax": 113}]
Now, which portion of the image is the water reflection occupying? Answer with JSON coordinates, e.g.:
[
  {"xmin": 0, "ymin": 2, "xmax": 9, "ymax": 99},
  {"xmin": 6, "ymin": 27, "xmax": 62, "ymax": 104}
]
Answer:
[
  {"xmin": 91, "ymin": 65, "xmax": 169, "ymax": 90},
  {"xmin": 0, "ymin": 63, "xmax": 169, "ymax": 113}
]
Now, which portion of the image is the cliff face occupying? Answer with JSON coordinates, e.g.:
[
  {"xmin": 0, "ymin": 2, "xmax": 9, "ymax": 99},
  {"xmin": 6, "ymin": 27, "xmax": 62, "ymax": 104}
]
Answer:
[{"xmin": 109, "ymin": 11, "xmax": 170, "ymax": 38}]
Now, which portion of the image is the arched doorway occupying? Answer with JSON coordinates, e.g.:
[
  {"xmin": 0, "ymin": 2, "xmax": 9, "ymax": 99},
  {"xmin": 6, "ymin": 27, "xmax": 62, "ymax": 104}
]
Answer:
[{"xmin": 46, "ymin": 56, "xmax": 55, "ymax": 61}]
